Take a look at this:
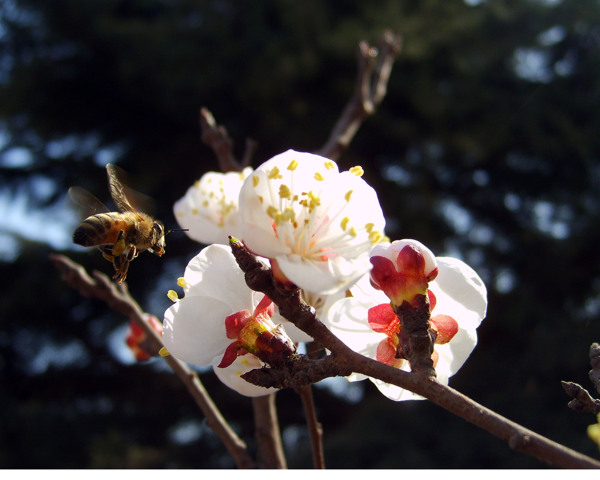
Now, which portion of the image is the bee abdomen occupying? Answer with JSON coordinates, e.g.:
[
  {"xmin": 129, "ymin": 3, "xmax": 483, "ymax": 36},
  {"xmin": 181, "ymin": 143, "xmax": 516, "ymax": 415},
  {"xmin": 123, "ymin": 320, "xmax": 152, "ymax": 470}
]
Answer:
[{"xmin": 73, "ymin": 213, "xmax": 121, "ymax": 247}]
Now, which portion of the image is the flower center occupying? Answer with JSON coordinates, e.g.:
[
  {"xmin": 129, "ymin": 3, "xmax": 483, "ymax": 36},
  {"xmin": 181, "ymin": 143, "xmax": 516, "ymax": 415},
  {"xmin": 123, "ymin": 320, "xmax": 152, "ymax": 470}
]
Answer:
[{"xmin": 254, "ymin": 158, "xmax": 384, "ymax": 262}]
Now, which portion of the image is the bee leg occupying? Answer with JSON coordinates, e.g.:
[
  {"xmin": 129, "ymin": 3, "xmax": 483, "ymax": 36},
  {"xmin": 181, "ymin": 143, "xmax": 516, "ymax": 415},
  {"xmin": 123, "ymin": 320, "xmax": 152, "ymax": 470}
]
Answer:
[
  {"xmin": 112, "ymin": 230, "xmax": 127, "ymax": 257},
  {"xmin": 126, "ymin": 246, "xmax": 137, "ymax": 262},
  {"xmin": 113, "ymin": 255, "xmax": 130, "ymax": 284}
]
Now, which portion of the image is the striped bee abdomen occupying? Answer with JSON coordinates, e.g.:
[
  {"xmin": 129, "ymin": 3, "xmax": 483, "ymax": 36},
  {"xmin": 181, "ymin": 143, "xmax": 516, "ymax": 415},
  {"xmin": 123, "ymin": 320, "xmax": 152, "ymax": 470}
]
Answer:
[{"xmin": 73, "ymin": 213, "xmax": 126, "ymax": 247}]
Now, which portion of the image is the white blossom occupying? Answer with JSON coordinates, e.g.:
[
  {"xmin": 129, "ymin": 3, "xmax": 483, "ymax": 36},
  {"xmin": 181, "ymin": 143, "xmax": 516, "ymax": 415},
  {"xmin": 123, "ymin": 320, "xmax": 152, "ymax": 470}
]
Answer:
[
  {"xmin": 173, "ymin": 167, "xmax": 253, "ymax": 245},
  {"xmin": 238, "ymin": 150, "xmax": 385, "ymax": 295},
  {"xmin": 325, "ymin": 256, "xmax": 487, "ymax": 401}
]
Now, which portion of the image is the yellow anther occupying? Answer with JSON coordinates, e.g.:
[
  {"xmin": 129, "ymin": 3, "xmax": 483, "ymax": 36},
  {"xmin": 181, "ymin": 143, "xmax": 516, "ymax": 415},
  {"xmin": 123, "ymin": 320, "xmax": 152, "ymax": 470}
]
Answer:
[
  {"xmin": 266, "ymin": 205, "xmax": 280, "ymax": 220},
  {"xmin": 279, "ymin": 184, "xmax": 291, "ymax": 199},
  {"xmin": 167, "ymin": 290, "xmax": 179, "ymax": 302},
  {"xmin": 365, "ymin": 222, "xmax": 374, "ymax": 233},
  {"xmin": 344, "ymin": 190, "xmax": 353, "ymax": 202},
  {"xmin": 287, "ymin": 159, "xmax": 299, "ymax": 171},
  {"xmin": 314, "ymin": 171, "xmax": 325, "ymax": 181},
  {"xmin": 307, "ymin": 191, "xmax": 321, "ymax": 208},
  {"xmin": 281, "ymin": 207, "xmax": 296, "ymax": 222},
  {"xmin": 177, "ymin": 277, "xmax": 188, "ymax": 289},
  {"xmin": 194, "ymin": 180, "xmax": 200, "ymax": 188},
  {"xmin": 192, "ymin": 208, "xmax": 200, "ymax": 214},
  {"xmin": 349, "ymin": 166, "xmax": 364, "ymax": 177},
  {"xmin": 349, "ymin": 227, "xmax": 357, "ymax": 237},
  {"xmin": 369, "ymin": 230, "xmax": 384, "ymax": 244},
  {"xmin": 341, "ymin": 217, "xmax": 350, "ymax": 231},
  {"xmin": 252, "ymin": 175, "xmax": 260, "ymax": 187},
  {"xmin": 258, "ymin": 195, "xmax": 264, "ymax": 204},
  {"xmin": 268, "ymin": 166, "xmax": 282, "ymax": 180},
  {"xmin": 159, "ymin": 347, "xmax": 171, "ymax": 357},
  {"xmin": 324, "ymin": 160, "xmax": 335, "ymax": 170}
]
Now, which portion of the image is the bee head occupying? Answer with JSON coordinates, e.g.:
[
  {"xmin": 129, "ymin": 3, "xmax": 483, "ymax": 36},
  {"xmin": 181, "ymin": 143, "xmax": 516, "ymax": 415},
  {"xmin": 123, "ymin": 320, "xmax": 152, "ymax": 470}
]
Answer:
[{"xmin": 150, "ymin": 221, "xmax": 166, "ymax": 256}]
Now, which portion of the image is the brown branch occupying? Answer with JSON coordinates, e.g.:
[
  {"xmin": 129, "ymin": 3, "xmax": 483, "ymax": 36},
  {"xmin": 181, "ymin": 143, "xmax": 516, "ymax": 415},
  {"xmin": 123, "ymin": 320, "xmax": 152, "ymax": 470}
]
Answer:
[
  {"xmin": 199, "ymin": 107, "xmax": 255, "ymax": 172},
  {"xmin": 590, "ymin": 342, "xmax": 600, "ymax": 395},
  {"xmin": 49, "ymin": 253, "xmax": 255, "ymax": 469},
  {"xmin": 297, "ymin": 385, "xmax": 325, "ymax": 469},
  {"xmin": 562, "ymin": 342, "xmax": 600, "ymax": 415},
  {"xmin": 229, "ymin": 239, "xmax": 600, "ymax": 469},
  {"xmin": 252, "ymin": 394, "xmax": 287, "ymax": 469},
  {"xmin": 316, "ymin": 30, "xmax": 402, "ymax": 161},
  {"xmin": 562, "ymin": 381, "xmax": 600, "ymax": 415},
  {"xmin": 393, "ymin": 296, "xmax": 436, "ymax": 379}
]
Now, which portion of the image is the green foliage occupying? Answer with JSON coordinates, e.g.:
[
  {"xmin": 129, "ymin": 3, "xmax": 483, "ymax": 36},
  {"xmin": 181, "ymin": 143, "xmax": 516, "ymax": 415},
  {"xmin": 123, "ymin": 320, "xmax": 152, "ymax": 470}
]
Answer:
[{"xmin": 1, "ymin": 0, "xmax": 599, "ymax": 468}]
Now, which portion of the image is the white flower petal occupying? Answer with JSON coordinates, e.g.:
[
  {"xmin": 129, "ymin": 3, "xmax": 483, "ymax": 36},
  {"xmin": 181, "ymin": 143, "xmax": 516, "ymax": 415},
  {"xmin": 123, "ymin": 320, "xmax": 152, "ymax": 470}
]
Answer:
[
  {"xmin": 173, "ymin": 167, "xmax": 252, "ymax": 245},
  {"xmin": 371, "ymin": 378, "xmax": 424, "ymax": 401},
  {"xmin": 212, "ymin": 355, "xmax": 278, "ymax": 397},
  {"xmin": 163, "ymin": 295, "xmax": 233, "ymax": 366},
  {"xmin": 431, "ymin": 257, "xmax": 488, "ymax": 330},
  {"xmin": 325, "ymin": 297, "xmax": 385, "ymax": 360},
  {"xmin": 275, "ymin": 254, "xmax": 372, "ymax": 296},
  {"xmin": 182, "ymin": 244, "xmax": 256, "ymax": 311}
]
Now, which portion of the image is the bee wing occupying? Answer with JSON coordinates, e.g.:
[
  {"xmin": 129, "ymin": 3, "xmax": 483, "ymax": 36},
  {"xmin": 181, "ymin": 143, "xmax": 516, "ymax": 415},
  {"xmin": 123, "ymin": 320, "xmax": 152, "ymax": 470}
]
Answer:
[
  {"xmin": 68, "ymin": 186, "xmax": 110, "ymax": 218},
  {"xmin": 106, "ymin": 163, "xmax": 155, "ymax": 215}
]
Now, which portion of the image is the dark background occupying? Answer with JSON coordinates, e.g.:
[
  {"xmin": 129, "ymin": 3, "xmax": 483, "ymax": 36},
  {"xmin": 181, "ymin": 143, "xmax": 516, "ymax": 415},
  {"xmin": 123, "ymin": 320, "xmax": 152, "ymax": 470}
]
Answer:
[{"xmin": 1, "ymin": 0, "xmax": 599, "ymax": 468}]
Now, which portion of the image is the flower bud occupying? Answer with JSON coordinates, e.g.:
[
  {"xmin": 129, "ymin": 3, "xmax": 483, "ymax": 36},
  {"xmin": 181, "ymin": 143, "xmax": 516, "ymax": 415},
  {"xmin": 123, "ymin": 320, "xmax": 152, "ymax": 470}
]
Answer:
[
  {"xmin": 125, "ymin": 314, "xmax": 163, "ymax": 362},
  {"xmin": 370, "ymin": 239, "xmax": 438, "ymax": 307}
]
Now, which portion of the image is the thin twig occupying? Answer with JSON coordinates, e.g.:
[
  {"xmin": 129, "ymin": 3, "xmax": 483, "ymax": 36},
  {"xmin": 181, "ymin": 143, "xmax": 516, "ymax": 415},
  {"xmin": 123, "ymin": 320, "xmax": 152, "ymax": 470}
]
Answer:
[
  {"xmin": 199, "ymin": 107, "xmax": 255, "ymax": 172},
  {"xmin": 252, "ymin": 394, "xmax": 287, "ymax": 469},
  {"xmin": 562, "ymin": 381, "xmax": 600, "ymax": 414},
  {"xmin": 49, "ymin": 253, "xmax": 255, "ymax": 469},
  {"xmin": 590, "ymin": 343, "xmax": 600, "ymax": 395},
  {"xmin": 229, "ymin": 239, "xmax": 600, "ymax": 469},
  {"xmin": 316, "ymin": 30, "xmax": 402, "ymax": 161},
  {"xmin": 296, "ymin": 385, "xmax": 325, "ymax": 469},
  {"xmin": 562, "ymin": 342, "xmax": 600, "ymax": 415}
]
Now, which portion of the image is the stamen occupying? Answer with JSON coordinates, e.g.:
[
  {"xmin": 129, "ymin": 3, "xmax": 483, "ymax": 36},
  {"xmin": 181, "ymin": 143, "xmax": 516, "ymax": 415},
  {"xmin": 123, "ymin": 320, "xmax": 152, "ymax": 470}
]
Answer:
[
  {"xmin": 369, "ymin": 230, "xmax": 384, "ymax": 244},
  {"xmin": 287, "ymin": 159, "xmax": 299, "ymax": 171},
  {"xmin": 177, "ymin": 277, "xmax": 188, "ymax": 289},
  {"xmin": 167, "ymin": 290, "xmax": 179, "ymax": 302},
  {"xmin": 314, "ymin": 172, "xmax": 325, "ymax": 181},
  {"xmin": 268, "ymin": 167, "xmax": 282, "ymax": 180},
  {"xmin": 159, "ymin": 347, "xmax": 171, "ymax": 357},
  {"xmin": 324, "ymin": 160, "xmax": 336, "ymax": 170},
  {"xmin": 344, "ymin": 189, "xmax": 353, "ymax": 202},
  {"xmin": 349, "ymin": 166, "xmax": 364, "ymax": 177},
  {"xmin": 279, "ymin": 184, "xmax": 291, "ymax": 199},
  {"xmin": 252, "ymin": 175, "xmax": 260, "ymax": 187}
]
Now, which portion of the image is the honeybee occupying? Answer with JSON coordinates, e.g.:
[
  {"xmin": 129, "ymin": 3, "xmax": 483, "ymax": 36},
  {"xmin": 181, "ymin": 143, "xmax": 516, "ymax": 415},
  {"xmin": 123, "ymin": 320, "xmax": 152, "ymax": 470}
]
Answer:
[{"xmin": 70, "ymin": 164, "xmax": 181, "ymax": 284}]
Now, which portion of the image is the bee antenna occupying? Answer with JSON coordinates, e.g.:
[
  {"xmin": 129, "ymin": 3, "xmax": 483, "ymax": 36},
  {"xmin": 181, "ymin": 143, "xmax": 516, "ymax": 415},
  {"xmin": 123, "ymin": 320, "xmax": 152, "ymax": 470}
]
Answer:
[{"xmin": 166, "ymin": 228, "xmax": 189, "ymax": 236}]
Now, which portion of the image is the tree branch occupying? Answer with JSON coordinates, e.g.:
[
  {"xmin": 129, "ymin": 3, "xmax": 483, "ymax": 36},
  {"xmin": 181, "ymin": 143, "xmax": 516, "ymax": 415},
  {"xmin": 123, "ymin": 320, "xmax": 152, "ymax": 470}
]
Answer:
[
  {"xmin": 229, "ymin": 239, "xmax": 600, "ymax": 469},
  {"xmin": 252, "ymin": 394, "xmax": 287, "ymax": 469},
  {"xmin": 199, "ymin": 107, "xmax": 255, "ymax": 172},
  {"xmin": 562, "ymin": 342, "xmax": 600, "ymax": 415},
  {"xmin": 49, "ymin": 253, "xmax": 255, "ymax": 469},
  {"xmin": 297, "ymin": 385, "xmax": 325, "ymax": 469},
  {"xmin": 590, "ymin": 342, "xmax": 600, "ymax": 395},
  {"xmin": 316, "ymin": 30, "xmax": 402, "ymax": 161}
]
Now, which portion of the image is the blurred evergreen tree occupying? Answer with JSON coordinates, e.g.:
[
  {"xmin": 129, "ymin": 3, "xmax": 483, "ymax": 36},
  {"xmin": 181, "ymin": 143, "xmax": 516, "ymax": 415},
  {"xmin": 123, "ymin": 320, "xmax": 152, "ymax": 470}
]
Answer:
[{"xmin": 0, "ymin": 0, "xmax": 599, "ymax": 468}]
